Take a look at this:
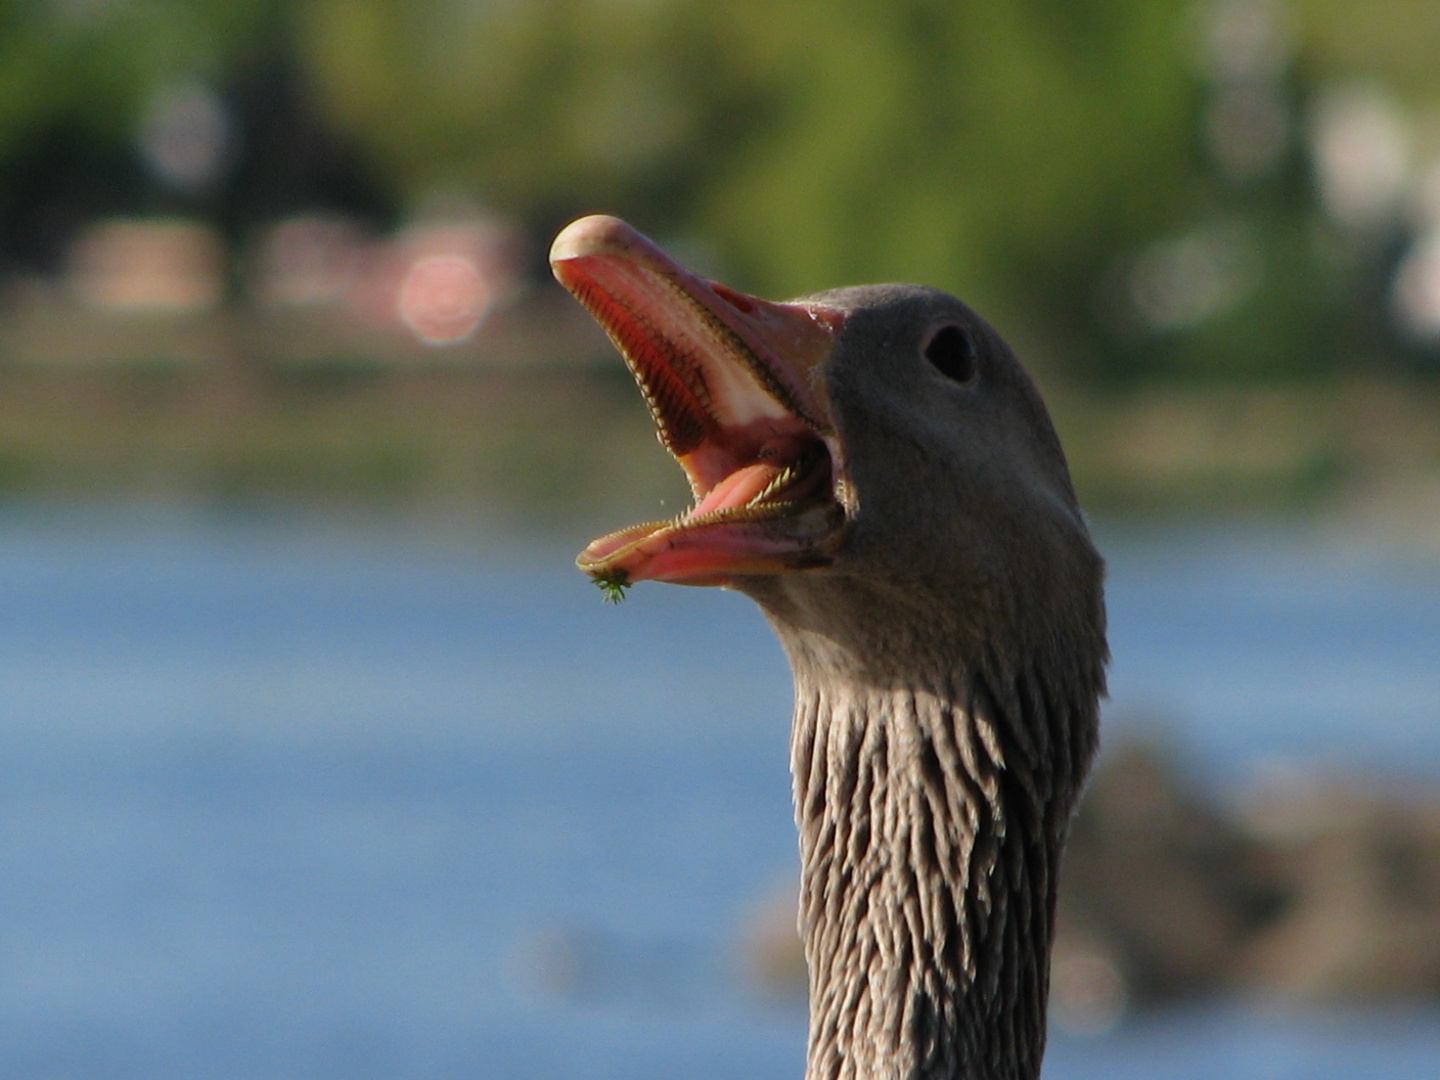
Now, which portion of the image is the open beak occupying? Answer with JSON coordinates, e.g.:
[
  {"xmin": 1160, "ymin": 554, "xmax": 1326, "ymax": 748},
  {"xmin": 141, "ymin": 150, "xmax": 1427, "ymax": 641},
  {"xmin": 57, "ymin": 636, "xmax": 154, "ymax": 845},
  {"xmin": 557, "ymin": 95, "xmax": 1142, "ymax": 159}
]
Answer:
[{"xmin": 550, "ymin": 215, "xmax": 848, "ymax": 590}]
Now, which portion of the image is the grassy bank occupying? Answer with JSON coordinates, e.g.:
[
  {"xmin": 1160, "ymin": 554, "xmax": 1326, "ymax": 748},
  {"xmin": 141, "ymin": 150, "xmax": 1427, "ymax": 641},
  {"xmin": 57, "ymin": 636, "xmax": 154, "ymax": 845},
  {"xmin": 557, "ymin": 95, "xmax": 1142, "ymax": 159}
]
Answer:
[
  {"xmin": 1, "ymin": 361, "xmax": 1436, "ymax": 532},
  {"xmin": 1, "ymin": 289, "xmax": 1437, "ymax": 538}
]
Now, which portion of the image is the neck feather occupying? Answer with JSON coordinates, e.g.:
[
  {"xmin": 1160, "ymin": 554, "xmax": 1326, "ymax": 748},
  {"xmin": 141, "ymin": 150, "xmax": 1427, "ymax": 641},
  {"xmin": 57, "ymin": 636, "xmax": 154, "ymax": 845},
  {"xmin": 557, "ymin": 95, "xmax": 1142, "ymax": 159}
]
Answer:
[{"xmin": 783, "ymin": 643, "xmax": 1095, "ymax": 1080}]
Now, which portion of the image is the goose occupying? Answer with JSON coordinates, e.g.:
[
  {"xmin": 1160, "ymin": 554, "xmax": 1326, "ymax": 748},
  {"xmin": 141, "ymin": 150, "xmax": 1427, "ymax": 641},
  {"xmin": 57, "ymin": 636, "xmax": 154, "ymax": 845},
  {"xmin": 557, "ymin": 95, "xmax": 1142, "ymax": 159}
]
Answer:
[{"xmin": 551, "ymin": 215, "xmax": 1108, "ymax": 1080}]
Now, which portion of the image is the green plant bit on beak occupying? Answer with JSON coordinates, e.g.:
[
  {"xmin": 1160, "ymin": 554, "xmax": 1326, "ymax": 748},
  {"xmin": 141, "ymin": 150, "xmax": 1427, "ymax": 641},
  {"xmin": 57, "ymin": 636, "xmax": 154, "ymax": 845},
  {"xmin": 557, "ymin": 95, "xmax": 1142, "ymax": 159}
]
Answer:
[{"xmin": 593, "ymin": 568, "xmax": 632, "ymax": 604}]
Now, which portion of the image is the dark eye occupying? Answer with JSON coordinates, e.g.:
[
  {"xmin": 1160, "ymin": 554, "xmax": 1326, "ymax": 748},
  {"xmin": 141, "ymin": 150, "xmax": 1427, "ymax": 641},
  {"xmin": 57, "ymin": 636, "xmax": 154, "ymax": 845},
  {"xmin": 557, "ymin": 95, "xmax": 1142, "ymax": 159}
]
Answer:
[{"xmin": 923, "ymin": 324, "xmax": 978, "ymax": 384}]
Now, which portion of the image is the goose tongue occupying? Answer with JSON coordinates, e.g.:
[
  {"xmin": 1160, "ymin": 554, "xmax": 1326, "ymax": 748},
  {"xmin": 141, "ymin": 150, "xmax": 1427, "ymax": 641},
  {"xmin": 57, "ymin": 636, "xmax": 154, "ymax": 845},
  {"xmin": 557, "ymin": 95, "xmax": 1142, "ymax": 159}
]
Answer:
[
  {"xmin": 688, "ymin": 462, "xmax": 783, "ymax": 518},
  {"xmin": 550, "ymin": 216, "xmax": 848, "ymax": 589}
]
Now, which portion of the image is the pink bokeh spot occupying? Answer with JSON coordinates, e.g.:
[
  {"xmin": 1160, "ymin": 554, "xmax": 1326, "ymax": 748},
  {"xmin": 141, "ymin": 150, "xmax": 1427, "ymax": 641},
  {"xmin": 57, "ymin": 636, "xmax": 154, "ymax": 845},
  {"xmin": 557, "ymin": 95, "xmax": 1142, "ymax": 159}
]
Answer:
[{"xmin": 397, "ymin": 254, "xmax": 492, "ymax": 344}]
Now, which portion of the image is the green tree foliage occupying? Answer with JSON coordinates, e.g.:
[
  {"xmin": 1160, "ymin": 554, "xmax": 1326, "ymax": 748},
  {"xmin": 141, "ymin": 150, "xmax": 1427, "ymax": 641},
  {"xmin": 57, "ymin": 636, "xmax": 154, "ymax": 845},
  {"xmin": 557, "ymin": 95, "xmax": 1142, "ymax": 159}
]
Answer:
[
  {"xmin": 295, "ymin": 0, "xmax": 1440, "ymax": 379},
  {"xmin": 695, "ymin": 1, "xmax": 1205, "ymax": 363},
  {"xmin": 304, "ymin": 0, "xmax": 1197, "ymax": 357},
  {"xmin": 0, "ymin": 0, "xmax": 282, "ymax": 150}
]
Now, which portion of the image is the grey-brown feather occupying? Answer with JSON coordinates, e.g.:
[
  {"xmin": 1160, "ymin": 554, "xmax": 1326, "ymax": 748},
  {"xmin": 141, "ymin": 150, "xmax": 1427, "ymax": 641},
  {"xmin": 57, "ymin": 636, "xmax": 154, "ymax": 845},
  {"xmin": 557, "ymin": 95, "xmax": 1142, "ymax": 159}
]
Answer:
[{"xmin": 738, "ymin": 285, "xmax": 1107, "ymax": 1080}]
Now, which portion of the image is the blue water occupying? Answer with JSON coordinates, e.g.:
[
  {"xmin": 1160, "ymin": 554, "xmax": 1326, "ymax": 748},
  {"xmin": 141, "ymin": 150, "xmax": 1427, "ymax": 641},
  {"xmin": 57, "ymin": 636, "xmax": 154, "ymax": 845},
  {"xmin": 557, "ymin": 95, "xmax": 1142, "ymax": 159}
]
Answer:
[
  {"xmin": 1101, "ymin": 525, "xmax": 1440, "ymax": 788},
  {"xmin": 0, "ymin": 508, "xmax": 1437, "ymax": 1079}
]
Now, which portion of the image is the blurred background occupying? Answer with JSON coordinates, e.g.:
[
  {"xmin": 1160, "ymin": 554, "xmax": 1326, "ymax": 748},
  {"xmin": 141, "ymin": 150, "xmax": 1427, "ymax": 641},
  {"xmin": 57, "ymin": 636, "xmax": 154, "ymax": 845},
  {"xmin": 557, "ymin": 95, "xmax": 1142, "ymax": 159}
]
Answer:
[{"xmin": 1, "ymin": 0, "xmax": 1439, "ymax": 1077}]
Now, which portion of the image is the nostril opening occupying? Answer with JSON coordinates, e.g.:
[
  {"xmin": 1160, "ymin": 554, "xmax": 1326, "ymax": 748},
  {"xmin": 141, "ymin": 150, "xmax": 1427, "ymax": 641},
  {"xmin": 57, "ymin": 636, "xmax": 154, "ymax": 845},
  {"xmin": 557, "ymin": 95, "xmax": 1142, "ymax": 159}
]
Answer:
[{"xmin": 711, "ymin": 283, "xmax": 756, "ymax": 314}]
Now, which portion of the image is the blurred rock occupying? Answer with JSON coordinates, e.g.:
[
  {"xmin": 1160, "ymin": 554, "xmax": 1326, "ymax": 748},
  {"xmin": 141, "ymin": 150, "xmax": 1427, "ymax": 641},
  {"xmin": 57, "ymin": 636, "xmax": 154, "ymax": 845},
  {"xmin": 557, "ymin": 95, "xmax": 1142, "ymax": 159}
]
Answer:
[
  {"xmin": 1048, "ymin": 941, "xmax": 1128, "ymax": 1036},
  {"xmin": 1057, "ymin": 741, "xmax": 1286, "ymax": 1006},
  {"xmin": 740, "ymin": 883, "xmax": 807, "ymax": 1002},
  {"xmin": 739, "ymin": 739, "xmax": 1440, "ymax": 1020},
  {"xmin": 1236, "ymin": 770, "xmax": 1440, "ymax": 1001}
]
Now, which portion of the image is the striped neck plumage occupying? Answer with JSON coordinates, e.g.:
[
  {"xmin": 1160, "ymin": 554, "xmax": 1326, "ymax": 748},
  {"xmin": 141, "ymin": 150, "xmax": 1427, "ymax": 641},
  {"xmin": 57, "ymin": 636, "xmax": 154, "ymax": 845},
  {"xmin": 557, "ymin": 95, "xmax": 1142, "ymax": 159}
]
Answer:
[{"xmin": 781, "ymin": 636, "xmax": 1095, "ymax": 1080}]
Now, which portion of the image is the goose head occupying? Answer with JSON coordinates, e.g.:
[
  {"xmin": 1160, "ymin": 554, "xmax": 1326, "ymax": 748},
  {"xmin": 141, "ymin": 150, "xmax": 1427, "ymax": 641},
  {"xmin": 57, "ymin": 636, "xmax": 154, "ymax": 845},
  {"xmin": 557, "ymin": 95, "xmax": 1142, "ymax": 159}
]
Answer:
[
  {"xmin": 553, "ymin": 215, "xmax": 1100, "ymax": 677},
  {"xmin": 552, "ymin": 215, "xmax": 1107, "ymax": 1080}
]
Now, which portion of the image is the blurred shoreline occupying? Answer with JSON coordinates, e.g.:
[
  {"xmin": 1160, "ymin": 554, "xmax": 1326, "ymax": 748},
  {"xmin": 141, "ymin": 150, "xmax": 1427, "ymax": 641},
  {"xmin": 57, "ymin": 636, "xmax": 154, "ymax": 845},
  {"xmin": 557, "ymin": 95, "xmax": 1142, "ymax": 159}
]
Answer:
[{"xmin": 1, "ymin": 277, "xmax": 1436, "ymax": 543}]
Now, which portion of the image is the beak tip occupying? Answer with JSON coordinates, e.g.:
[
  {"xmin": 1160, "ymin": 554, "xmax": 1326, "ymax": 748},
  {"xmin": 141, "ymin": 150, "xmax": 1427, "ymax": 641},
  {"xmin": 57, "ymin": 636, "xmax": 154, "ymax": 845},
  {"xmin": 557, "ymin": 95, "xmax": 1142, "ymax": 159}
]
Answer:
[{"xmin": 549, "ymin": 214, "xmax": 642, "ymax": 269}]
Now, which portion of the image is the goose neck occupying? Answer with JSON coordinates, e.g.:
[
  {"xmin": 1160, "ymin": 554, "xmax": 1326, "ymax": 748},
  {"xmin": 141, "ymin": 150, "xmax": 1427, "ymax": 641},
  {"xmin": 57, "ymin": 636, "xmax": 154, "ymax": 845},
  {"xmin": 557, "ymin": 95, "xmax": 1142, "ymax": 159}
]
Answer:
[{"xmin": 789, "ymin": 665, "xmax": 1075, "ymax": 1080}]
